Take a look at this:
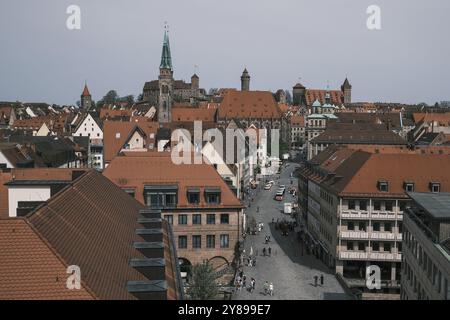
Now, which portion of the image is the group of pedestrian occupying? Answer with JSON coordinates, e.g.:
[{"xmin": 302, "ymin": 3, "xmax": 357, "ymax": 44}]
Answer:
[
  {"xmin": 264, "ymin": 235, "xmax": 271, "ymax": 244},
  {"xmin": 235, "ymin": 273, "xmax": 256, "ymax": 293},
  {"xmin": 313, "ymin": 274, "xmax": 325, "ymax": 287},
  {"xmin": 263, "ymin": 281, "xmax": 274, "ymax": 296},
  {"xmin": 262, "ymin": 246, "xmax": 272, "ymax": 257}
]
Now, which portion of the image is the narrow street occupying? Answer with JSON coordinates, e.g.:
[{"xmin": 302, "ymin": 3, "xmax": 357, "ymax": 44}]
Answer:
[{"xmin": 233, "ymin": 161, "xmax": 349, "ymax": 300}]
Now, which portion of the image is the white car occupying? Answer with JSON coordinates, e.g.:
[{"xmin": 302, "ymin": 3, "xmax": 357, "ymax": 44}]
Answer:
[{"xmin": 264, "ymin": 183, "xmax": 272, "ymax": 190}]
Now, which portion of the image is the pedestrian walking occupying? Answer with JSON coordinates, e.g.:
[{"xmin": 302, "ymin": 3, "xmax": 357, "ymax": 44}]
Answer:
[
  {"xmin": 263, "ymin": 281, "xmax": 269, "ymax": 295},
  {"xmin": 320, "ymin": 274, "xmax": 324, "ymax": 286},
  {"xmin": 251, "ymin": 278, "xmax": 256, "ymax": 293},
  {"xmin": 269, "ymin": 283, "xmax": 274, "ymax": 296},
  {"xmin": 314, "ymin": 275, "xmax": 318, "ymax": 287},
  {"xmin": 272, "ymin": 218, "xmax": 275, "ymax": 224},
  {"xmin": 262, "ymin": 247, "xmax": 266, "ymax": 256},
  {"xmin": 268, "ymin": 247, "xmax": 272, "ymax": 256}
]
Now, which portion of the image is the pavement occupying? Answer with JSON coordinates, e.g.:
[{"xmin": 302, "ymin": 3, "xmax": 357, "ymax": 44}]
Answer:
[{"xmin": 233, "ymin": 161, "xmax": 349, "ymax": 300}]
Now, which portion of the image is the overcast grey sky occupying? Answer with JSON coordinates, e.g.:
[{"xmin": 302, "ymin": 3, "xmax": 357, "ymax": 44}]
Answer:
[{"xmin": 0, "ymin": 0, "xmax": 449, "ymax": 105}]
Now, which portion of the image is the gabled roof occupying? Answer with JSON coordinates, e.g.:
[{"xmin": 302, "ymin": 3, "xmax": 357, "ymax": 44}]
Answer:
[
  {"xmin": 103, "ymin": 153, "xmax": 243, "ymax": 209},
  {"xmin": 26, "ymin": 170, "xmax": 180, "ymax": 299},
  {"xmin": 103, "ymin": 120, "xmax": 159, "ymax": 163},
  {"xmin": 305, "ymin": 89, "xmax": 343, "ymax": 106},
  {"xmin": 218, "ymin": 90, "xmax": 282, "ymax": 120}
]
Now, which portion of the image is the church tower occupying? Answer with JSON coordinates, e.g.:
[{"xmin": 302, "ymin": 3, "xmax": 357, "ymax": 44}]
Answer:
[
  {"xmin": 158, "ymin": 26, "xmax": 173, "ymax": 123},
  {"xmin": 80, "ymin": 82, "xmax": 92, "ymax": 110}
]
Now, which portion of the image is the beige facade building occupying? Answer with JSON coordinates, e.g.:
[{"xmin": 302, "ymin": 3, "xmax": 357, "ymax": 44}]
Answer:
[
  {"xmin": 103, "ymin": 152, "xmax": 244, "ymax": 277},
  {"xmin": 298, "ymin": 146, "xmax": 450, "ymax": 297}
]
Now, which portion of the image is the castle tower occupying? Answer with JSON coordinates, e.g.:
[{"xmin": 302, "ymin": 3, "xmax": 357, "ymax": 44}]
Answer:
[
  {"xmin": 241, "ymin": 68, "xmax": 250, "ymax": 91},
  {"xmin": 191, "ymin": 73, "xmax": 199, "ymax": 90},
  {"xmin": 293, "ymin": 83, "xmax": 306, "ymax": 106},
  {"xmin": 341, "ymin": 78, "xmax": 352, "ymax": 104},
  {"xmin": 81, "ymin": 82, "xmax": 92, "ymax": 110},
  {"xmin": 158, "ymin": 26, "xmax": 173, "ymax": 123}
]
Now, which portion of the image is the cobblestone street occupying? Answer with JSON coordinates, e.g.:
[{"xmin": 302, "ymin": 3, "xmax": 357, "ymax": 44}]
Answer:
[{"xmin": 233, "ymin": 161, "xmax": 349, "ymax": 300}]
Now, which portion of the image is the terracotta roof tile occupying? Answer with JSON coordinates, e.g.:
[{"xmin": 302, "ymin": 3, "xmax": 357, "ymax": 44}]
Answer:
[
  {"xmin": 103, "ymin": 153, "xmax": 243, "ymax": 209},
  {"xmin": 218, "ymin": 91, "xmax": 281, "ymax": 120},
  {"xmin": 0, "ymin": 219, "xmax": 95, "ymax": 300}
]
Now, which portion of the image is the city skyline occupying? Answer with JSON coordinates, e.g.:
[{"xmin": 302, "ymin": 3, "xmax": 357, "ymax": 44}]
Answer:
[{"xmin": 0, "ymin": 0, "xmax": 450, "ymax": 105}]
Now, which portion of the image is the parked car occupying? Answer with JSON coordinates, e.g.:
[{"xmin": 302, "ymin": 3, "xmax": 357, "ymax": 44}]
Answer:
[
  {"xmin": 264, "ymin": 183, "xmax": 272, "ymax": 190},
  {"xmin": 275, "ymin": 194, "xmax": 284, "ymax": 201}
]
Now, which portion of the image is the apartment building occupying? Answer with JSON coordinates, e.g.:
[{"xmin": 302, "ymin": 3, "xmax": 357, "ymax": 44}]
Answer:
[
  {"xmin": 297, "ymin": 146, "xmax": 450, "ymax": 297},
  {"xmin": 401, "ymin": 192, "xmax": 450, "ymax": 300},
  {"xmin": 103, "ymin": 152, "xmax": 244, "ymax": 277}
]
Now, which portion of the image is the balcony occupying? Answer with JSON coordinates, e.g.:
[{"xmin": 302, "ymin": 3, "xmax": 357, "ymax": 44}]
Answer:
[
  {"xmin": 340, "ymin": 231, "xmax": 402, "ymax": 241},
  {"xmin": 339, "ymin": 251, "xmax": 402, "ymax": 262}
]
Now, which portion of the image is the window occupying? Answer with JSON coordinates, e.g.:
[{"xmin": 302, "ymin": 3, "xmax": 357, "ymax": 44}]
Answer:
[
  {"xmin": 384, "ymin": 243, "xmax": 391, "ymax": 252},
  {"xmin": 347, "ymin": 242, "xmax": 354, "ymax": 250},
  {"xmin": 178, "ymin": 215, "xmax": 188, "ymax": 225},
  {"xmin": 205, "ymin": 189, "xmax": 221, "ymax": 204},
  {"xmin": 373, "ymin": 242, "xmax": 380, "ymax": 251},
  {"xmin": 206, "ymin": 235, "xmax": 215, "ymax": 248},
  {"xmin": 358, "ymin": 242, "xmax": 366, "ymax": 251},
  {"xmin": 384, "ymin": 223, "xmax": 392, "ymax": 232},
  {"xmin": 348, "ymin": 200, "xmax": 355, "ymax": 210},
  {"xmin": 374, "ymin": 201, "xmax": 381, "ymax": 211},
  {"xmin": 378, "ymin": 181, "xmax": 389, "ymax": 192},
  {"xmin": 359, "ymin": 222, "xmax": 366, "ymax": 232},
  {"xmin": 178, "ymin": 236, "xmax": 187, "ymax": 249},
  {"xmin": 146, "ymin": 192, "xmax": 177, "ymax": 208},
  {"xmin": 187, "ymin": 190, "xmax": 200, "ymax": 204},
  {"xmin": 220, "ymin": 234, "xmax": 229, "ymax": 248},
  {"xmin": 385, "ymin": 201, "xmax": 393, "ymax": 212},
  {"xmin": 373, "ymin": 222, "xmax": 380, "ymax": 232},
  {"xmin": 220, "ymin": 214, "xmax": 229, "ymax": 224},
  {"xmin": 398, "ymin": 242, "xmax": 402, "ymax": 253},
  {"xmin": 430, "ymin": 182, "xmax": 441, "ymax": 193},
  {"xmin": 192, "ymin": 235, "xmax": 201, "ymax": 249},
  {"xmin": 206, "ymin": 214, "xmax": 216, "ymax": 225},
  {"xmin": 348, "ymin": 221, "xmax": 355, "ymax": 231},
  {"xmin": 359, "ymin": 200, "xmax": 367, "ymax": 211},
  {"xmin": 164, "ymin": 215, "xmax": 173, "ymax": 225},
  {"xmin": 192, "ymin": 214, "xmax": 202, "ymax": 225},
  {"xmin": 405, "ymin": 183, "xmax": 415, "ymax": 192}
]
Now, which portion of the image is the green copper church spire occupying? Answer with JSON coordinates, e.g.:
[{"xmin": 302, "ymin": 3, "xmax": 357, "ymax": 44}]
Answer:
[{"xmin": 160, "ymin": 24, "xmax": 173, "ymax": 70}]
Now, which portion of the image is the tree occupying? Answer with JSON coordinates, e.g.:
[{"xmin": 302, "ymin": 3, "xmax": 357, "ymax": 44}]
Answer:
[
  {"xmin": 103, "ymin": 90, "xmax": 119, "ymax": 105},
  {"xmin": 186, "ymin": 262, "xmax": 219, "ymax": 300}
]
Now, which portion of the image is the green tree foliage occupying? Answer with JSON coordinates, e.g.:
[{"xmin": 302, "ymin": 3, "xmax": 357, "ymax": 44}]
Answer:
[{"xmin": 186, "ymin": 262, "xmax": 219, "ymax": 300}]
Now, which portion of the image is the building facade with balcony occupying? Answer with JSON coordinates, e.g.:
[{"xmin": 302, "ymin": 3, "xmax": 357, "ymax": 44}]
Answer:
[{"xmin": 297, "ymin": 146, "xmax": 450, "ymax": 297}]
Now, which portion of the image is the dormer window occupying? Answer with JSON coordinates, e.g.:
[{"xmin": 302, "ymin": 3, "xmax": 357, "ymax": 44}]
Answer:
[
  {"xmin": 404, "ymin": 182, "xmax": 415, "ymax": 192},
  {"xmin": 187, "ymin": 188, "xmax": 200, "ymax": 205},
  {"xmin": 144, "ymin": 185, "xmax": 178, "ymax": 208},
  {"xmin": 205, "ymin": 187, "xmax": 221, "ymax": 205},
  {"xmin": 378, "ymin": 181, "xmax": 389, "ymax": 192},
  {"xmin": 430, "ymin": 182, "xmax": 440, "ymax": 193}
]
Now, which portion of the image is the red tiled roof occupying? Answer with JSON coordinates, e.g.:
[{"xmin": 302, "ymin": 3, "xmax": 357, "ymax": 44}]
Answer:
[
  {"xmin": 218, "ymin": 90, "xmax": 282, "ymax": 120},
  {"xmin": 305, "ymin": 89, "xmax": 343, "ymax": 106},
  {"xmin": 413, "ymin": 112, "xmax": 450, "ymax": 125},
  {"xmin": 0, "ymin": 219, "xmax": 95, "ymax": 300},
  {"xmin": 103, "ymin": 152, "xmax": 243, "ymax": 209},
  {"xmin": 103, "ymin": 121, "xmax": 159, "ymax": 163},
  {"xmin": 172, "ymin": 108, "xmax": 217, "ymax": 122},
  {"xmin": 291, "ymin": 115, "xmax": 305, "ymax": 126}
]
